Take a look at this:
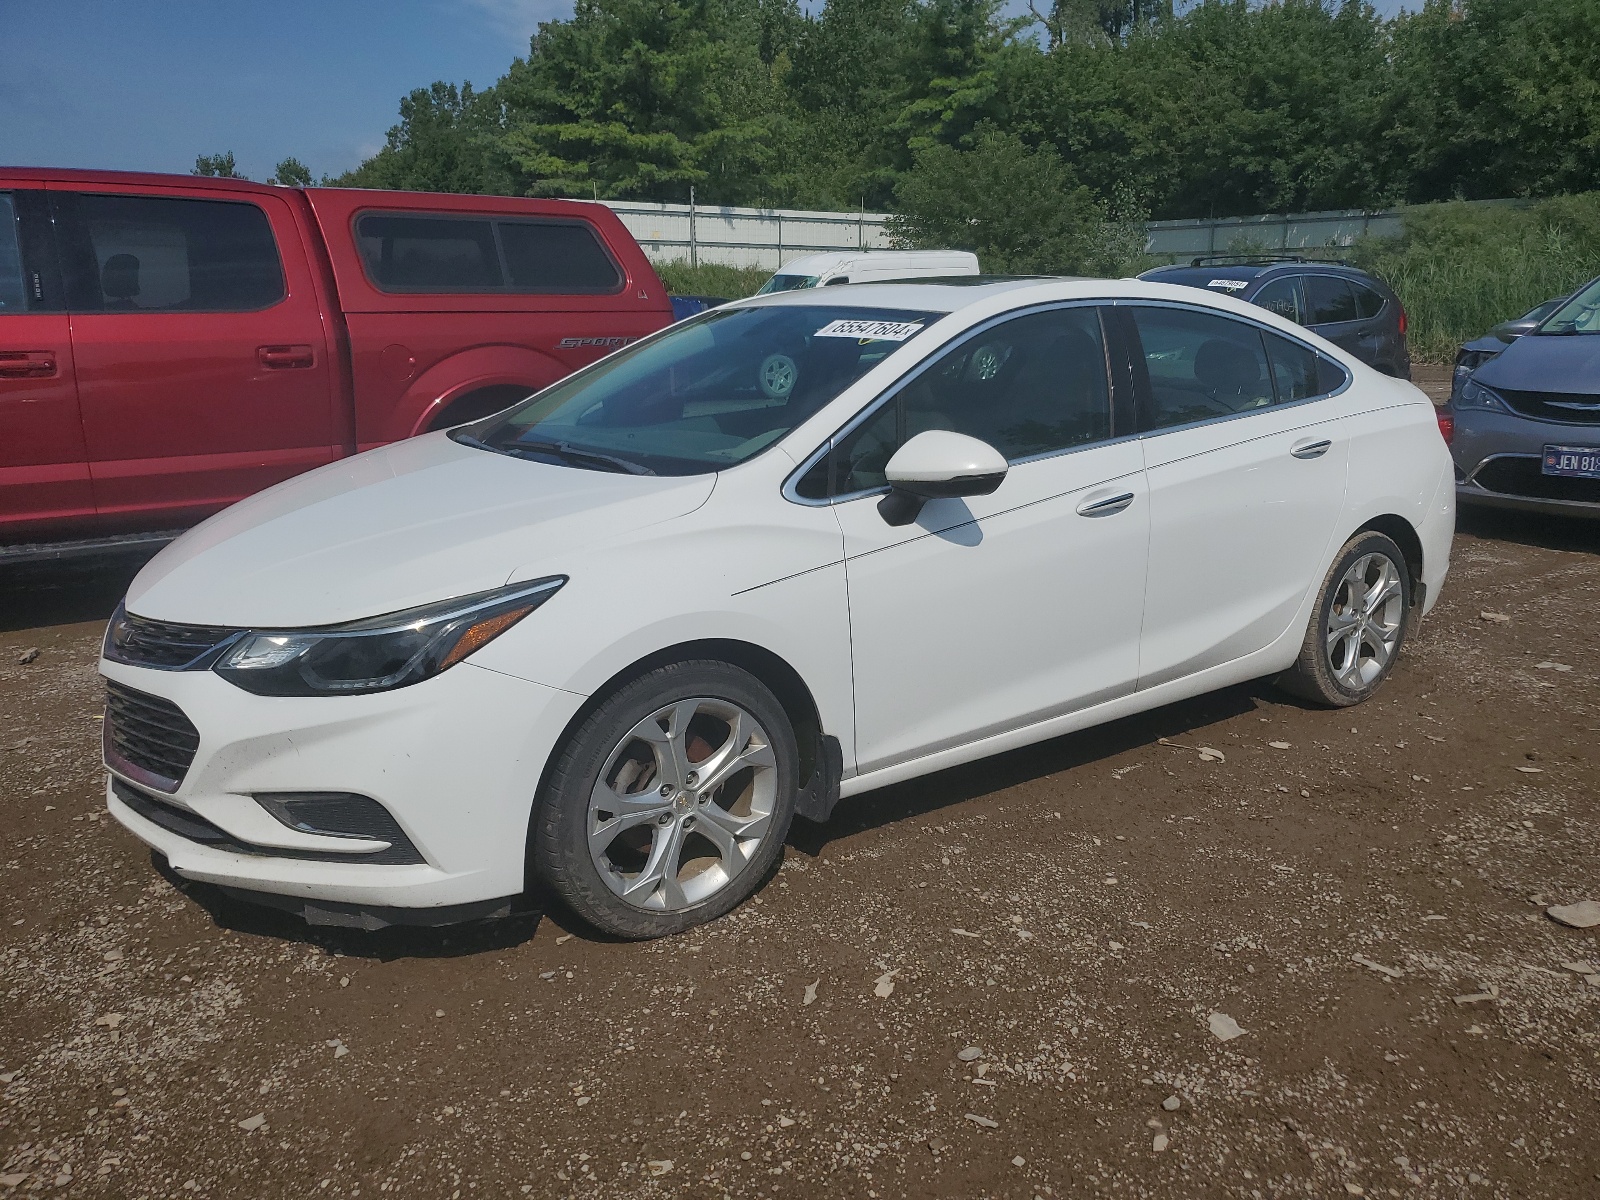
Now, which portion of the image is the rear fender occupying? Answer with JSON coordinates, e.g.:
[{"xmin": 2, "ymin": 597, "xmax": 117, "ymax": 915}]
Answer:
[{"xmin": 381, "ymin": 346, "xmax": 567, "ymax": 443}]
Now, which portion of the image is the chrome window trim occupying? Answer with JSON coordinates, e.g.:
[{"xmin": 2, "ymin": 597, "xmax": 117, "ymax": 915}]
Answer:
[
  {"xmin": 1111, "ymin": 299, "xmax": 1353, "ymax": 442},
  {"xmin": 781, "ymin": 299, "xmax": 1118, "ymax": 508}
]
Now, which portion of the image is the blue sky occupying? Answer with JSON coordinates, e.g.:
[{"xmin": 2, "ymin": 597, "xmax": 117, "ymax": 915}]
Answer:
[{"xmin": 0, "ymin": 0, "xmax": 1411, "ymax": 184}]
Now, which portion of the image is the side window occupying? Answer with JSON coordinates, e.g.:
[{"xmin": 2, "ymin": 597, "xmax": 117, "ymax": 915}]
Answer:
[
  {"xmin": 1351, "ymin": 282, "xmax": 1385, "ymax": 320},
  {"xmin": 357, "ymin": 212, "xmax": 624, "ymax": 294},
  {"xmin": 1253, "ymin": 277, "xmax": 1301, "ymax": 324},
  {"xmin": 0, "ymin": 195, "xmax": 25, "ymax": 313},
  {"xmin": 1129, "ymin": 306, "xmax": 1274, "ymax": 430},
  {"xmin": 62, "ymin": 193, "xmax": 285, "ymax": 312},
  {"xmin": 799, "ymin": 307, "xmax": 1113, "ymax": 498},
  {"xmin": 1263, "ymin": 329, "xmax": 1347, "ymax": 402},
  {"xmin": 356, "ymin": 214, "xmax": 502, "ymax": 291},
  {"xmin": 1304, "ymin": 275, "xmax": 1358, "ymax": 325}
]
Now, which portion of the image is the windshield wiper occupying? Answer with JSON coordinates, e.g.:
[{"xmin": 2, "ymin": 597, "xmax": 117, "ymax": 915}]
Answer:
[
  {"xmin": 453, "ymin": 432, "xmax": 655, "ymax": 475},
  {"xmin": 509, "ymin": 438, "xmax": 656, "ymax": 476}
]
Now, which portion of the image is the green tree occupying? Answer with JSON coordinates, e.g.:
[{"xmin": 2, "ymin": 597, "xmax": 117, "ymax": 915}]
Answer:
[
  {"xmin": 1387, "ymin": 0, "xmax": 1600, "ymax": 203},
  {"xmin": 331, "ymin": 82, "xmax": 517, "ymax": 194},
  {"xmin": 193, "ymin": 151, "xmax": 246, "ymax": 179},
  {"xmin": 888, "ymin": 125, "xmax": 1103, "ymax": 272},
  {"xmin": 268, "ymin": 157, "xmax": 314, "ymax": 187}
]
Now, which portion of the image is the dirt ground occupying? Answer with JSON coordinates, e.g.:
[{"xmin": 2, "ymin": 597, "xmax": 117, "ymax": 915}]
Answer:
[{"xmin": 3, "ymin": 403, "xmax": 1599, "ymax": 1198}]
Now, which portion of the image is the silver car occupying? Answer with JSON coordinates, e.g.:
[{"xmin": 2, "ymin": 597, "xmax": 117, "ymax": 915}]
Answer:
[{"xmin": 1444, "ymin": 274, "xmax": 1600, "ymax": 520}]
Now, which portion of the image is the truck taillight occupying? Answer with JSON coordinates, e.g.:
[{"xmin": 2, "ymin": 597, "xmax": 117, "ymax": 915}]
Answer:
[
  {"xmin": 1398, "ymin": 303, "xmax": 1408, "ymax": 338},
  {"xmin": 1436, "ymin": 408, "xmax": 1453, "ymax": 444}
]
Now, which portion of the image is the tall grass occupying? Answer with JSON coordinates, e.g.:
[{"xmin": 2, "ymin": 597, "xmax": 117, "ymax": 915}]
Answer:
[
  {"xmin": 1349, "ymin": 193, "xmax": 1600, "ymax": 362},
  {"xmin": 652, "ymin": 259, "xmax": 771, "ymax": 299}
]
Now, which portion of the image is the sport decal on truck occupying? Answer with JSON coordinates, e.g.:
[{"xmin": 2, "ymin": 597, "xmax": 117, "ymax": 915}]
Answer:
[{"xmin": 556, "ymin": 336, "xmax": 639, "ymax": 350}]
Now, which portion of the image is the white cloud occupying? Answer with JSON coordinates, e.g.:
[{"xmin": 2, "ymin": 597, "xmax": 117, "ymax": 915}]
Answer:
[{"xmin": 458, "ymin": 0, "xmax": 574, "ymax": 47}]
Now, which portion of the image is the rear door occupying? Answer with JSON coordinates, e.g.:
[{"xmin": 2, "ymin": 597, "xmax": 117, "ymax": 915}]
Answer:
[
  {"xmin": 0, "ymin": 188, "xmax": 95, "ymax": 543},
  {"xmin": 49, "ymin": 184, "xmax": 338, "ymax": 530},
  {"xmin": 1122, "ymin": 302, "xmax": 1350, "ymax": 688},
  {"xmin": 1302, "ymin": 274, "xmax": 1370, "ymax": 362}
]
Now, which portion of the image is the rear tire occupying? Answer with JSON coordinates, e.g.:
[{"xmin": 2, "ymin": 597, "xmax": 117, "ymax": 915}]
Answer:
[
  {"xmin": 1278, "ymin": 531, "xmax": 1412, "ymax": 708},
  {"xmin": 531, "ymin": 660, "xmax": 798, "ymax": 939}
]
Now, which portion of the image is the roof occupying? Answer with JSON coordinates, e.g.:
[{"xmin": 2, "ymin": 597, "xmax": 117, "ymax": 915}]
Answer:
[
  {"xmin": 773, "ymin": 249, "xmax": 980, "ymax": 276},
  {"xmin": 731, "ymin": 275, "xmax": 1313, "ymax": 319}
]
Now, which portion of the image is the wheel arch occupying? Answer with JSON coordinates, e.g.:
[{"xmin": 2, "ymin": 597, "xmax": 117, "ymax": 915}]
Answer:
[
  {"xmin": 1354, "ymin": 513, "xmax": 1425, "ymax": 605},
  {"xmin": 533, "ymin": 638, "xmax": 840, "ymax": 833}
]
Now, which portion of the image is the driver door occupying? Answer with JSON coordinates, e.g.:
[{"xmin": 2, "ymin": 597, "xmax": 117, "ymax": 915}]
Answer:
[{"xmin": 799, "ymin": 304, "xmax": 1149, "ymax": 776}]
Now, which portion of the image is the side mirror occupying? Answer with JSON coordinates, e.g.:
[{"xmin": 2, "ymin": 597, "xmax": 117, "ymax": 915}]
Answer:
[{"xmin": 878, "ymin": 430, "xmax": 1008, "ymax": 526}]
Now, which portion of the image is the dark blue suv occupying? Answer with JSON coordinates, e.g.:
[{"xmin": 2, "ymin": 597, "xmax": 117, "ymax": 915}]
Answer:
[{"xmin": 1140, "ymin": 257, "xmax": 1410, "ymax": 379}]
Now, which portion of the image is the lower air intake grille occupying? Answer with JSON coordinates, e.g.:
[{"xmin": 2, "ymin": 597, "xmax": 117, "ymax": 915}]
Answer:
[
  {"xmin": 1474, "ymin": 456, "xmax": 1600, "ymax": 504},
  {"xmin": 105, "ymin": 680, "xmax": 200, "ymax": 791}
]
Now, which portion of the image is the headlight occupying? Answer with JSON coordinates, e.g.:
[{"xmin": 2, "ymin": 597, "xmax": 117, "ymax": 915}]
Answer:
[
  {"xmin": 1454, "ymin": 377, "xmax": 1509, "ymax": 412},
  {"xmin": 1450, "ymin": 348, "xmax": 1498, "ymax": 400},
  {"xmin": 215, "ymin": 577, "xmax": 565, "ymax": 696}
]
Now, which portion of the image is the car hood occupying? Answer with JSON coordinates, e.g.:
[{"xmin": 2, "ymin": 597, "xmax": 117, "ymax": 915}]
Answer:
[
  {"xmin": 1475, "ymin": 333, "xmax": 1600, "ymax": 394},
  {"xmin": 125, "ymin": 435, "xmax": 717, "ymax": 628}
]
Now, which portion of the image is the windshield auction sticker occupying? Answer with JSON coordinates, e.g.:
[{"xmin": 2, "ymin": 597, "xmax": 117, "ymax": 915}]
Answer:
[
  {"xmin": 814, "ymin": 319, "xmax": 925, "ymax": 341},
  {"xmin": 1207, "ymin": 279, "xmax": 1249, "ymax": 291}
]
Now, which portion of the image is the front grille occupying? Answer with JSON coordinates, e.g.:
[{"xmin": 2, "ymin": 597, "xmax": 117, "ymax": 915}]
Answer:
[
  {"xmin": 1496, "ymin": 388, "xmax": 1600, "ymax": 425},
  {"xmin": 105, "ymin": 606, "xmax": 238, "ymax": 670},
  {"xmin": 1474, "ymin": 456, "xmax": 1600, "ymax": 505},
  {"xmin": 105, "ymin": 681, "xmax": 201, "ymax": 790},
  {"xmin": 111, "ymin": 779, "xmax": 425, "ymax": 865}
]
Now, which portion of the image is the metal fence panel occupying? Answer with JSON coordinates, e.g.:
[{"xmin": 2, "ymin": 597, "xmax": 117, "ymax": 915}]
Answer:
[{"xmin": 603, "ymin": 200, "xmax": 896, "ymax": 271}]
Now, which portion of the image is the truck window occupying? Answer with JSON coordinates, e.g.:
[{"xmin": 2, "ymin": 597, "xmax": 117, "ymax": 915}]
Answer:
[
  {"xmin": 355, "ymin": 212, "xmax": 622, "ymax": 295},
  {"xmin": 57, "ymin": 193, "xmax": 285, "ymax": 312},
  {"xmin": 498, "ymin": 221, "xmax": 622, "ymax": 293},
  {"xmin": 355, "ymin": 214, "xmax": 503, "ymax": 291},
  {"xmin": 0, "ymin": 195, "xmax": 29, "ymax": 312}
]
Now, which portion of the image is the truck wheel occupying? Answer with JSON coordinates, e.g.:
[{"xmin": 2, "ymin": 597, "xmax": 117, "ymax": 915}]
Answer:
[
  {"xmin": 531, "ymin": 660, "xmax": 798, "ymax": 939},
  {"xmin": 1278, "ymin": 531, "xmax": 1412, "ymax": 707}
]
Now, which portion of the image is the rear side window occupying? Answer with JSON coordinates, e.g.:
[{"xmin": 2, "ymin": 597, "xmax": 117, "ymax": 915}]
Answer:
[
  {"xmin": 0, "ymin": 195, "xmax": 25, "ymax": 313},
  {"xmin": 1130, "ymin": 306, "xmax": 1274, "ymax": 430},
  {"xmin": 1263, "ymin": 329, "xmax": 1348, "ymax": 402},
  {"xmin": 356, "ymin": 212, "xmax": 622, "ymax": 295},
  {"xmin": 1303, "ymin": 275, "xmax": 1359, "ymax": 325},
  {"xmin": 60, "ymin": 193, "xmax": 285, "ymax": 312},
  {"xmin": 1252, "ymin": 277, "xmax": 1301, "ymax": 324},
  {"xmin": 1351, "ymin": 282, "xmax": 1385, "ymax": 320}
]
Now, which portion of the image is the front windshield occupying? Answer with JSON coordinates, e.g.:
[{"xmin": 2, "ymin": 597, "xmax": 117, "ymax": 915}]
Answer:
[
  {"xmin": 755, "ymin": 273, "xmax": 819, "ymax": 295},
  {"xmin": 1538, "ymin": 277, "xmax": 1600, "ymax": 334},
  {"xmin": 461, "ymin": 304, "xmax": 939, "ymax": 475}
]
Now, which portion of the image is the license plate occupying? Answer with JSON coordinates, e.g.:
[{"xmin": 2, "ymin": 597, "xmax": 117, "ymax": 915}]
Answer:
[{"xmin": 1542, "ymin": 445, "xmax": 1600, "ymax": 478}]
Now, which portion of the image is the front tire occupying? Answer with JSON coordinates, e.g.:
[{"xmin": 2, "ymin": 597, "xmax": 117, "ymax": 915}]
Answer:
[
  {"xmin": 1278, "ymin": 531, "xmax": 1412, "ymax": 708},
  {"xmin": 531, "ymin": 660, "xmax": 798, "ymax": 939}
]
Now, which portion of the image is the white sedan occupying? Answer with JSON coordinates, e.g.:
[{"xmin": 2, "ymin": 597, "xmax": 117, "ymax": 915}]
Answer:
[{"xmin": 100, "ymin": 279, "xmax": 1454, "ymax": 938}]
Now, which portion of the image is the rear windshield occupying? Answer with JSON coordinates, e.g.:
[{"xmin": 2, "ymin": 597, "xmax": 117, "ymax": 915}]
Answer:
[
  {"xmin": 1538, "ymin": 276, "xmax": 1600, "ymax": 335},
  {"xmin": 459, "ymin": 304, "xmax": 938, "ymax": 476}
]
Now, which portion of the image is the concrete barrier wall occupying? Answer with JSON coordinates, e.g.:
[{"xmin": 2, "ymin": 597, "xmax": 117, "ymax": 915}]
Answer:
[{"xmin": 603, "ymin": 200, "xmax": 896, "ymax": 270}]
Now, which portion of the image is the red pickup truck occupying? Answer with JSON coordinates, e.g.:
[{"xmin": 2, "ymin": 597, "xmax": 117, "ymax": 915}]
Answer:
[{"xmin": 0, "ymin": 168, "xmax": 674, "ymax": 558}]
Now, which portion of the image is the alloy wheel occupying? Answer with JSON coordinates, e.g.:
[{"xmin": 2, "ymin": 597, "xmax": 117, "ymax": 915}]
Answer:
[
  {"xmin": 586, "ymin": 697, "xmax": 778, "ymax": 912},
  {"xmin": 1325, "ymin": 552, "xmax": 1404, "ymax": 690}
]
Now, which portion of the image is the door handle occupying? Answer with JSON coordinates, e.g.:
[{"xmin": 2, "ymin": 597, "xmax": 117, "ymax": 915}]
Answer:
[
  {"xmin": 1291, "ymin": 438, "xmax": 1332, "ymax": 460},
  {"xmin": 1076, "ymin": 491, "xmax": 1135, "ymax": 517},
  {"xmin": 0, "ymin": 351, "xmax": 57, "ymax": 378},
  {"xmin": 257, "ymin": 344, "xmax": 315, "ymax": 370}
]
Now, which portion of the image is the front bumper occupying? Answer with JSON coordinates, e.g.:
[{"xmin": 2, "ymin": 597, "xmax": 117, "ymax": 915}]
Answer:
[
  {"xmin": 1450, "ymin": 406, "xmax": 1600, "ymax": 520},
  {"xmin": 101, "ymin": 657, "xmax": 587, "ymax": 913}
]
